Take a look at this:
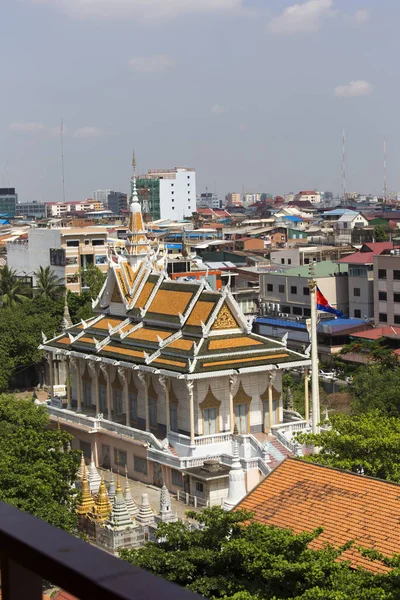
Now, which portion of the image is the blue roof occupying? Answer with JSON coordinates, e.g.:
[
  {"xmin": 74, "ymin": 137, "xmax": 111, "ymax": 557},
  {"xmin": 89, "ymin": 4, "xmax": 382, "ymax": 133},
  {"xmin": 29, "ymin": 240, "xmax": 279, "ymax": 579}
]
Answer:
[
  {"xmin": 256, "ymin": 316, "xmax": 367, "ymax": 335},
  {"xmin": 281, "ymin": 215, "xmax": 303, "ymax": 223},
  {"xmin": 321, "ymin": 209, "xmax": 357, "ymax": 217},
  {"xmin": 256, "ymin": 317, "xmax": 307, "ymax": 330},
  {"xmin": 0, "ymin": 219, "xmax": 10, "ymax": 225},
  {"xmin": 166, "ymin": 243, "xmax": 182, "ymax": 249}
]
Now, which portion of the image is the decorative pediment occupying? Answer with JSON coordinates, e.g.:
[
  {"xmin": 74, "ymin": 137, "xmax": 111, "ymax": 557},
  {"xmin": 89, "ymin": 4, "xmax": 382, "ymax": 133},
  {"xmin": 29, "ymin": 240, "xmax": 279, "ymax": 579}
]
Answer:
[
  {"xmin": 199, "ymin": 386, "xmax": 221, "ymax": 410},
  {"xmin": 82, "ymin": 364, "xmax": 91, "ymax": 382},
  {"xmin": 260, "ymin": 385, "xmax": 281, "ymax": 402},
  {"xmin": 111, "ymin": 282, "xmax": 123, "ymax": 303},
  {"xmin": 233, "ymin": 381, "xmax": 252, "ymax": 405},
  {"xmin": 112, "ymin": 371, "xmax": 123, "ymax": 390},
  {"xmin": 128, "ymin": 373, "xmax": 138, "ymax": 393},
  {"xmin": 211, "ymin": 302, "xmax": 239, "ymax": 331}
]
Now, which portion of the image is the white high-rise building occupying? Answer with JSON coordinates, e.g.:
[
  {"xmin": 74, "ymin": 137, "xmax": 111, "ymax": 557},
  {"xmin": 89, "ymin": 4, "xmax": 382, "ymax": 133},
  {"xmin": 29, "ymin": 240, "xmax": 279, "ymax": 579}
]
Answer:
[
  {"xmin": 93, "ymin": 189, "xmax": 111, "ymax": 207},
  {"xmin": 137, "ymin": 167, "xmax": 196, "ymax": 221}
]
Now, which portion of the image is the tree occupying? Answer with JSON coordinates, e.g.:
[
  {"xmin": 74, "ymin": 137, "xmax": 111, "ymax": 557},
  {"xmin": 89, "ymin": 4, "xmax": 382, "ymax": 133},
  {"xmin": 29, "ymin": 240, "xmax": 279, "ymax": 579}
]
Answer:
[
  {"xmin": 350, "ymin": 364, "xmax": 400, "ymax": 416},
  {"xmin": 79, "ymin": 264, "xmax": 106, "ymax": 298},
  {"xmin": 374, "ymin": 225, "xmax": 389, "ymax": 242},
  {"xmin": 0, "ymin": 266, "xmax": 28, "ymax": 308},
  {"xmin": 0, "ymin": 394, "xmax": 79, "ymax": 532},
  {"xmin": 34, "ymin": 266, "xmax": 65, "ymax": 301},
  {"xmin": 120, "ymin": 507, "xmax": 400, "ymax": 600},
  {"xmin": 296, "ymin": 412, "xmax": 400, "ymax": 482}
]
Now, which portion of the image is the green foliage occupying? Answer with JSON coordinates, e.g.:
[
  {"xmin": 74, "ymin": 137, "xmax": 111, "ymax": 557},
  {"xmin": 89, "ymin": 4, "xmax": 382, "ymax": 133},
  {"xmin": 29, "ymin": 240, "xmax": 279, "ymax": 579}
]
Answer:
[
  {"xmin": 338, "ymin": 340, "xmax": 396, "ymax": 370},
  {"xmin": 67, "ymin": 265, "xmax": 106, "ymax": 324},
  {"xmin": 0, "ymin": 265, "xmax": 29, "ymax": 308},
  {"xmin": 296, "ymin": 412, "xmax": 400, "ymax": 482},
  {"xmin": 34, "ymin": 266, "xmax": 65, "ymax": 301},
  {"xmin": 374, "ymin": 225, "xmax": 389, "ymax": 242},
  {"xmin": 0, "ymin": 296, "xmax": 63, "ymax": 391},
  {"xmin": 79, "ymin": 264, "xmax": 106, "ymax": 298},
  {"xmin": 0, "ymin": 394, "xmax": 79, "ymax": 531},
  {"xmin": 350, "ymin": 364, "xmax": 400, "ymax": 416},
  {"xmin": 120, "ymin": 507, "xmax": 400, "ymax": 600}
]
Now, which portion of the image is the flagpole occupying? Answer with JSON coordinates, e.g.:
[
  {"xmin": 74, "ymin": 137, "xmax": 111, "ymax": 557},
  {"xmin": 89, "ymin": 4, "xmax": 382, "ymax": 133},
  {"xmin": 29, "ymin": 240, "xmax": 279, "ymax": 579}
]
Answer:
[{"xmin": 309, "ymin": 265, "xmax": 320, "ymax": 435}]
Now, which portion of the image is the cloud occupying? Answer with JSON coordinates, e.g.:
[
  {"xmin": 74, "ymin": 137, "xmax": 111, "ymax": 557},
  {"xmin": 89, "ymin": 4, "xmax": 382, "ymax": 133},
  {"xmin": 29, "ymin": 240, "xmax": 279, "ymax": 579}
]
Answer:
[
  {"xmin": 31, "ymin": 0, "xmax": 243, "ymax": 20},
  {"xmin": 211, "ymin": 104, "xmax": 225, "ymax": 115},
  {"xmin": 129, "ymin": 54, "xmax": 174, "ymax": 73},
  {"xmin": 268, "ymin": 0, "xmax": 334, "ymax": 35},
  {"xmin": 73, "ymin": 127, "xmax": 105, "ymax": 138},
  {"xmin": 334, "ymin": 80, "xmax": 373, "ymax": 97},
  {"xmin": 8, "ymin": 122, "xmax": 48, "ymax": 134},
  {"xmin": 350, "ymin": 9, "xmax": 369, "ymax": 24}
]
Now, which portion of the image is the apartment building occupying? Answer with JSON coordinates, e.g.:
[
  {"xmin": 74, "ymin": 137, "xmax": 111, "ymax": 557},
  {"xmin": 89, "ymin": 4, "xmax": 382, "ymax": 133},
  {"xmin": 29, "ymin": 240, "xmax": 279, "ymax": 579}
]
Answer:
[
  {"xmin": 136, "ymin": 167, "xmax": 196, "ymax": 221},
  {"xmin": 270, "ymin": 246, "xmax": 351, "ymax": 268},
  {"xmin": 7, "ymin": 227, "xmax": 108, "ymax": 292},
  {"xmin": 46, "ymin": 201, "xmax": 102, "ymax": 218},
  {"xmin": 374, "ymin": 251, "xmax": 400, "ymax": 326},
  {"xmin": 294, "ymin": 190, "xmax": 321, "ymax": 204},
  {"xmin": 260, "ymin": 261, "xmax": 349, "ymax": 320}
]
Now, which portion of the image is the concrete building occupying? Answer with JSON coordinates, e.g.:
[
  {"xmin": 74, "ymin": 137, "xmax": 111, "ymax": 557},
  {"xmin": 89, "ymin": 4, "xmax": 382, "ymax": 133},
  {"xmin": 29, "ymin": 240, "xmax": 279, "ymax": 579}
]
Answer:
[
  {"xmin": 136, "ymin": 167, "xmax": 196, "ymax": 221},
  {"xmin": 294, "ymin": 191, "xmax": 321, "ymax": 204},
  {"xmin": 0, "ymin": 188, "xmax": 18, "ymax": 217},
  {"xmin": 337, "ymin": 242, "xmax": 393, "ymax": 319},
  {"xmin": 243, "ymin": 193, "xmax": 260, "ymax": 207},
  {"xmin": 260, "ymin": 261, "xmax": 349, "ymax": 321},
  {"xmin": 107, "ymin": 192, "xmax": 128, "ymax": 215},
  {"xmin": 93, "ymin": 190, "xmax": 111, "ymax": 206},
  {"xmin": 196, "ymin": 192, "xmax": 221, "ymax": 210},
  {"xmin": 334, "ymin": 212, "xmax": 369, "ymax": 246},
  {"xmin": 374, "ymin": 250, "xmax": 400, "ymax": 326},
  {"xmin": 270, "ymin": 246, "xmax": 352, "ymax": 268},
  {"xmin": 46, "ymin": 201, "xmax": 103, "ymax": 218},
  {"xmin": 15, "ymin": 201, "xmax": 46, "ymax": 219},
  {"xmin": 225, "ymin": 193, "xmax": 242, "ymax": 207},
  {"xmin": 7, "ymin": 227, "xmax": 108, "ymax": 292}
]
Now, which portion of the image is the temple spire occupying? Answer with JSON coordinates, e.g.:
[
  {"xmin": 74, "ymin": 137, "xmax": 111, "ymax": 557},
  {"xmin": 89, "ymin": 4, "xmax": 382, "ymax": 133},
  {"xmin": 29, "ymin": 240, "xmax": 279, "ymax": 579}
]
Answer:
[
  {"xmin": 125, "ymin": 150, "xmax": 150, "ymax": 265},
  {"xmin": 124, "ymin": 470, "xmax": 139, "ymax": 518},
  {"xmin": 108, "ymin": 469, "xmax": 116, "ymax": 502},
  {"xmin": 223, "ymin": 441, "xmax": 246, "ymax": 511},
  {"xmin": 88, "ymin": 451, "xmax": 101, "ymax": 495},
  {"xmin": 76, "ymin": 464, "xmax": 95, "ymax": 515},
  {"xmin": 90, "ymin": 475, "xmax": 112, "ymax": 523},
  {"xmin": 76, "ymin": 452, "xmax": 85, "ymax": 481},
  {"xmin": 136, "ymin": 493, "xmax": 155, "ymax": 525},
  {"xmin": 106, "ymin": 473, "xmax": 133, "ymax": 531}
]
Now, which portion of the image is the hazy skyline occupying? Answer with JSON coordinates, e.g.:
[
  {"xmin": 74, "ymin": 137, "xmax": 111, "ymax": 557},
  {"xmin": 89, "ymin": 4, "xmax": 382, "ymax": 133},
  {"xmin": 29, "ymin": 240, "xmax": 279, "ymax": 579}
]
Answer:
[{"xmin": 1, "ymin": 0, "xmax": 398, "ymax": 202}]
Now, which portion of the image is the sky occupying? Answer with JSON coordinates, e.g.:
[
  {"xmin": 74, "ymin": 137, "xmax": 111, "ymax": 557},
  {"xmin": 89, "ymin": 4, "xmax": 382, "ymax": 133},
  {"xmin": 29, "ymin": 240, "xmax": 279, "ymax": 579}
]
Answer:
[{"xmin": 0, "ymin": 0, "xmax": 398, "ymax": 202}]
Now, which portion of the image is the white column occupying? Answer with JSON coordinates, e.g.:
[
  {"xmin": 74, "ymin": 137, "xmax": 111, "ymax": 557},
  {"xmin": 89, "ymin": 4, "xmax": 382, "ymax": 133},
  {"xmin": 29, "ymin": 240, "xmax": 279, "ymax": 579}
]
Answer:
[
  {"xmin": 48, "ymin": 353, "xmax": 54, "ymax": 400},
  {"xmin": 71, "ymin": 357, "xmax": 82, "ymax": 413},
  {"xmin": 229, "ymin": 375, "xmax": 237, "ymax": 433},
  {"xmin": 100, "ymin": 363, "xmax": 111, "ymax": 420},
  {"xmin": 310, "ymin": 280, "xmax": 320, "ymax": 434},
  {"xmin": 159, "ymin": 375, "xmax": 170, "ymax": 433},
  {"xmin": 187, "ymin": 380, "xmax": 195, "ymax": 446},
  {"xmin": 304, "ymin": 368, "xmax": 310, "ymax": 423},
  {"xmin": 268, "ymin": 375, "xmax": 273, "ymax": 431},
  {"xmin": 88, "ymin": 360, "xmax": 99, "ymax": 415},
  {"xmin": 118, "ymin": 367, "xmax": 128, "ymax": 426},
  {"xmin": 66, "ymin": 356, "xmax": 71, "ymax": 410},
  {"xmin": 138, "ymin": 371, "xmax": 149, "ymax": 432}
]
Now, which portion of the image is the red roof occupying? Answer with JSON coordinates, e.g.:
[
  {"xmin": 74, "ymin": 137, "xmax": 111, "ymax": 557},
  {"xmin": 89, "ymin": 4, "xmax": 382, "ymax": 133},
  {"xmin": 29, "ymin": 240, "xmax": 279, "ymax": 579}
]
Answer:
[
  {"xmin": 351, "ymin": 326, "xmax": 400, "ymax": 340},
  {"xmin": 298, "ymin": 190, "xmax": 317, "ymax": 195},
  {"xmin": 196, "ymin": 208, "xmax": 214, "ymax": 215},
  {"xmin": 337, "ymin": 242, "xmax": 393, "ymax": 264}
]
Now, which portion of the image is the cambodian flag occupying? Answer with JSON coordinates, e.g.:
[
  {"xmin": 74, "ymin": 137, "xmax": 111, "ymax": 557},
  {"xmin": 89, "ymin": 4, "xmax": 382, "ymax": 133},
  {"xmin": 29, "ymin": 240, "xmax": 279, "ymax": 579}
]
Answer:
[{"xmin": 316, "ymin": 287, "xmax": 344, "ymax": 317}]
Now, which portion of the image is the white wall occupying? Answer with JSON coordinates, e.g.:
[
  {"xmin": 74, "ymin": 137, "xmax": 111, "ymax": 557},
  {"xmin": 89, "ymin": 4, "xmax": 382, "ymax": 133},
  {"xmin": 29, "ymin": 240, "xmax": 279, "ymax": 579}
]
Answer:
[
  {"xmin": 160, "ymin": 169, "xmax": 196, "ymax": 221},
  {"xmin": 7, "ymin": 229, "xmax": 63, "ymax": 285}
]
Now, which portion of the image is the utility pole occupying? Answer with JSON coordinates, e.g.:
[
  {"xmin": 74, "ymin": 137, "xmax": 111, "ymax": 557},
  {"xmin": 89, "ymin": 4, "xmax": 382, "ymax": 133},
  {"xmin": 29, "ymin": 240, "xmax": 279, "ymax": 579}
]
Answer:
[
  {"xmin": 60, "ymin": 119, "xmax": 66, "ymax": 203},
  {"xmin": 308, "ymin": 262, "xmax": 320, "ymax": 435}
]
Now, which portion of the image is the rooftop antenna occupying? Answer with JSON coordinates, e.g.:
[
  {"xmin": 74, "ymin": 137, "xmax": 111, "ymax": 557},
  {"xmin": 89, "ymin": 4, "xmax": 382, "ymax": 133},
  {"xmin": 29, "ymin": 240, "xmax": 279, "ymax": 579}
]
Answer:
[
  {"xmin": 342, "ymin": 128, "xmax": 346, "ymax": 207},
  {"xmin": 383, "ymin": 137, "xmax": 387, "ymax": 213},
  {"xmin": 60, "ymin": 119, "xmax": 66, "ymax": 203}
]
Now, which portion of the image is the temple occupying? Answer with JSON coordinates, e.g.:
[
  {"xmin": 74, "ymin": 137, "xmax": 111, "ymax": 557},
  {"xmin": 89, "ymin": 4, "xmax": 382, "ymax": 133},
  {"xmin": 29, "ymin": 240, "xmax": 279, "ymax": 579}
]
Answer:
[{"xmin": 41, "ymin": 156, "xmax": 311, "ymax": 507}]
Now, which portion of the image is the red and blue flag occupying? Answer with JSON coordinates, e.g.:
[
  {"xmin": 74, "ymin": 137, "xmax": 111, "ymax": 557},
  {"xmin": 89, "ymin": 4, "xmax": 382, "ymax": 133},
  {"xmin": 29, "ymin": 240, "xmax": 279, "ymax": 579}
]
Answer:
[{"xmin": 316, "ymin": 287, "xmax": 343, "ymax": 317}]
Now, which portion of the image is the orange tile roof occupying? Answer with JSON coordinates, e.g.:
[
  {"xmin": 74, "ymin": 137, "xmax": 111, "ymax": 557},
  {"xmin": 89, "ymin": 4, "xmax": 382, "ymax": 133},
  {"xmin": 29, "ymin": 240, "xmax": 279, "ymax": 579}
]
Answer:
[
  {"xmin": 133, "ymin": 282, "xmax": 155, "ymax": 309},
  {"xmin": 167, "ymin": 339, "xmax": 194, "ymax": 351},
  {"xmin": 148, "ymin": 289, "xmax": 193, "ymax": 316},
  {"xmin": 128, "ymin": 328, "xmax": 171, "ymax": 342},
  {"xmin": 56, "ymin": 336, "xmax": 70, "ymax": 346},
  {"xmin": 102, "ymin": 345, "xmax": 144, "ymax": 360},
  {"xmin": 209, "ymin": 337, "xmax": 263, "ymax": 350},
  {"xmin": 236, "ymin": 458, "xmax": 400, "ymax": 573},
  {"xmin": 203, "ymin": 354, "xmax": 288, "ymax": 368},
  {"xmin": 186, "ymin": 301, "xmax": 215, "ymax": 326},
  {"xmin": 92, "ymin": 317, "xmax": 124, "ymax": 330},
  {"xmin": 152, "ymin": 357, "xmax": 187, "ymax": 368},
  {"xmin": 76, "ymin": 336, "xmax": 96, "ymax": 345}
]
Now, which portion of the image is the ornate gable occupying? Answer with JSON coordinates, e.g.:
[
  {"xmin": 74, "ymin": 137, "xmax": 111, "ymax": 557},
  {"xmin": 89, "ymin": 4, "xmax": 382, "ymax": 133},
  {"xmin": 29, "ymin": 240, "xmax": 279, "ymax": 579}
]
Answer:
[
  {"xmin": 199, "ymin": 386, "xmax": 221, "ymax": 410},
  {"xmin": 211, "ymin": 302, "xmax": 240, "ymax": 331},
  {"xmin": 233, "ymin": 381, "xmax": 252, "ymax": 405}
]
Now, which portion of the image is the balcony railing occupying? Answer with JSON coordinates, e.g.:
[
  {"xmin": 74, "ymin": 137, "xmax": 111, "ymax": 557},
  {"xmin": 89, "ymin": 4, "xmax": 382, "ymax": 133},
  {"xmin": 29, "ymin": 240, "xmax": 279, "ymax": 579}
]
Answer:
[{"xmin": 0, "ymin": 501, "xmax": 199, "ymax": 600}]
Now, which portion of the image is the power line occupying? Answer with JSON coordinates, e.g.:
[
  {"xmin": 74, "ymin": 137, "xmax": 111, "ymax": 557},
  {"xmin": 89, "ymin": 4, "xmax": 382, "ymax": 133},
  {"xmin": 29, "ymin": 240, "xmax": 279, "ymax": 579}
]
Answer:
[{"xmin": 60, "ymin": 119, "xmax": 66, "ymax": 203}]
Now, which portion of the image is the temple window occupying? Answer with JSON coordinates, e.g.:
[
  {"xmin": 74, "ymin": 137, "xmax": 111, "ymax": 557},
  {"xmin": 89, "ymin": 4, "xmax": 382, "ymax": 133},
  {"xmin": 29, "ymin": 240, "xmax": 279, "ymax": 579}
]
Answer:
[
  {"xmin": 83, "ymin": 380, "xmax": 92, "ymax": 409},
  {"xmin": 234, "ymin": 404, "xmax": 248, "ymax": 434},
  {"xmin": 99, "ymin": 385, "xmax": 107, "ymax": 413},
  {"xmin": 134, "ymin": 455, "xmax": 148, "ymax": 475},
  {"xmin": 203, "ymin": 407, "xmax": 218, "ymax": 435},
  {"xmin": 113, "ymin": 448, "xmax": 127, "ymax": 468},
  {"xmin": 113, "ymin": 388, "xmax": 122, "ymax": 418},
  {"xmin": 129, "ymin": 391, "xmax": 138, "ymax": 423},
  {"xmin": 149, "ymin": 397, "xmax": 157, "ymax": 429},
  {"xmin": 170, "ymin": 403, "xmax": 178, "ymax": 432}
]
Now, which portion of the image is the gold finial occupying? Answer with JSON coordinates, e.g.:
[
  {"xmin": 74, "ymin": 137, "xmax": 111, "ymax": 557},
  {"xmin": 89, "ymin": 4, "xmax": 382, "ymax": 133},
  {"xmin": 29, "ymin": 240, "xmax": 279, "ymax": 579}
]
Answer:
[
  {"xmin": 76, "ymin": 464, "xmax": 95, "ymax": 516},
  {"xmin": 116, "ymin": 471, "xmax": 123, "ymax": 493}
]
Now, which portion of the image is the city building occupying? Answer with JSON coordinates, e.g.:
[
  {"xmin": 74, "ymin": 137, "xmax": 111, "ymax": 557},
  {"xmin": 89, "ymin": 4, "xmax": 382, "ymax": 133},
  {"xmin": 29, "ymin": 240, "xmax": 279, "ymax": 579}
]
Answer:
[
  {"xmin": 107, "ymin": 192, "xmax": 128, "ymax": 215},
  {"xmin": 243, "ymin": 193, "xmax": 261, "ymax": 207},
  {"xmin": 270, "ymin": 246, "xmax": 352, "ymax": 268},
  {"xmin": 334, "ymin": 212, "xmax": 369, "ymax": 245},
  {"xmin": 294, "ymin": 191, "xmax": 321, "ymax": 204},
  {"xmin": 336, "ymin": 242, "xmax": 393, "ymax": 319},
  {"xmin": 259, "ymin": 261, "xmax": 349, "ymax": 321},
  {"xmin": 136, "ymin": 167, "xmax": 196, "ymax": 221},
  {"xmin": 15, "ymin": 201, "xmax": 46, "ymax": 219},
  {"xmin": 41, "ymin": 169, "xmax": 311, "ymax": 507},
  {"xmin": 0, "ymin": 187, "xmax": 18, "ymax": 217},
  {"xmin": 225, "ymin": 193, "xmax": 242, "ymax": 207},
  {"xmin": 374, "ymin": 250, "xmax": 400, "ymax": 326},
  {"xmin": 196, "ymin": 192, "xmax": 221, "ymax": 210},
  {"xmin": 7, "ymin": 227, "xmax": 108, "ymax": 292},
  {"xmin": 93, "ymin": 190, "xmax": 111, "ymax": 206},
  {"xmin": 46, "ymin": 201, "xmax": 101, "ymax": 218}
]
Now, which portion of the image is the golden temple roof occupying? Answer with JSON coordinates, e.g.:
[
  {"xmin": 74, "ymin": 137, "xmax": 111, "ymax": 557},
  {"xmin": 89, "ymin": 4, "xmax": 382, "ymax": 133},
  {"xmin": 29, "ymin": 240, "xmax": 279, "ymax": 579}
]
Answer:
[{"xmin": 89, "ymin": 477, "xmax": 112, "ymax": 523}]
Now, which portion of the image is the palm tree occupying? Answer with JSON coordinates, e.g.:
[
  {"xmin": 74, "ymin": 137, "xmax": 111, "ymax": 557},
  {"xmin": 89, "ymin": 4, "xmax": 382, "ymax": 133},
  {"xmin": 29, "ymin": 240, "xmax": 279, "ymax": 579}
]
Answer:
[
  {"xmin": 34, "ymin": 266, "xmax": 65, "ymax": 301},
  {"xmin": 0, "ymin": 265, "xmax": 28, "ymax": 308}
]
